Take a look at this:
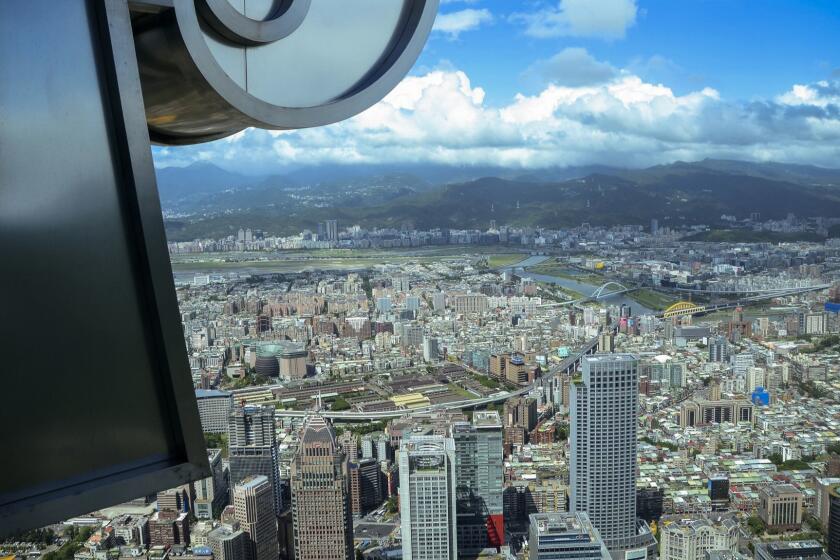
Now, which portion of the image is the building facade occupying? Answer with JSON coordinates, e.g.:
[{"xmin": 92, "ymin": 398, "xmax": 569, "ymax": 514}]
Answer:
[
  {"xmin": 758, "ymin": 484, "xmax": 804, "ymax": 532},
  {"xmin": 452, "ymin": 411, "xmax": 505, "ymax": 552},
  {"xmin": 195, "ymin": 390, "xmax": 234, "ymax": 434},
  {"xmin": 290, "ymin": 414, "xmax": 353, "ymax": 560},
  {"xmin": 659, "ymin": 515, "xmax": 738, "ymax": 560},
  {"xmin": 233, "ymin": 476, "xmax": 278, "ymax": 560},
  {"xmin": 399, "ymin": 435, "xmax": 458, "ymax": 560},
  {"xmin": 228, "ymin": 405, "xmax": 282, "ymax": 515},
  {"xmin": 571, "ymin": 354, "xmax": 652, "ymax": 557}
]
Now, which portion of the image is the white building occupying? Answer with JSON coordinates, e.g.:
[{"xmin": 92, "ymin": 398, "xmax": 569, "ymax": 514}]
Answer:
[
  {"xmin": 659, "ymin": 516, "xmax": 738, "ymax": 560},
  {"xmin": 195, "ymin": 389, "xmax": 233, "ymax": 434},
  {"xmin": 571, "ymin": 354, "xmax": 654, "ymax": 558},
  {"xmin": 399, "ymin": 435, "xmax": 458, "ymax": 560}
]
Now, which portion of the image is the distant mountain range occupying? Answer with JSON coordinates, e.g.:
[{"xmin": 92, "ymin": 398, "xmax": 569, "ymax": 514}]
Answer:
[{"xmin": 156, "ymin": 159, "xmax": 840, "ymax": 241}]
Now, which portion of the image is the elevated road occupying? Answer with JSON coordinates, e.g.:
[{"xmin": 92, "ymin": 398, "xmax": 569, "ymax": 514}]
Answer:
[{"xmin": 271, "ymin": 330, "xmax": 608, "ymax": 420}]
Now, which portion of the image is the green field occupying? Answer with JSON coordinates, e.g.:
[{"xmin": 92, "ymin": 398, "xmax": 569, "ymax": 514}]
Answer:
[
  {"xmin": 526, "ymin": 263, "xmax": 603, "ymax": 284},
  {"xmin": 169, "ymin": 246, "xmax": 524, "ymax": 273},
  {"xmin": 629, "ymin": 288, "xmax": 678, "ymax": 311},
  {"xmin": 447, "ymin": 383, "xmax": 477, "ymax": 399},
  {"xmin": 487, "ymin": 253, "xmax": 526, "ymax": 268}
]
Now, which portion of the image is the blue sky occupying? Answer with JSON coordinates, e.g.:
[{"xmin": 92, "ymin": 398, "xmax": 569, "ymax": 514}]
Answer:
[
  {"xmin": 422, "ymin": 0, "xmax": 840, "ymax": 103},
  {"xmin": 154, "ymin": 0, "xmax": 840, "ymax": 172}
]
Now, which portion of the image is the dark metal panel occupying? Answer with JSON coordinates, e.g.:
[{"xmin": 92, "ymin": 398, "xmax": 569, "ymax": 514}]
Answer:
[{"xmin": 0, "ymin": 0, "xmax": 209, "ymax": 535}]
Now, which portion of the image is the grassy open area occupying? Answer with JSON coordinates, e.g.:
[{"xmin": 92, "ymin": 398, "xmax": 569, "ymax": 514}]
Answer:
[
  {"xmin": 487, "ymin": 253, "xmax": 526, "ymax": 268},
  {"xmin": 447, "ymin": 383, "xmax": 477, "ymax": 399},
  {"xmin": 170, "ymin": 246, "xmax": 527, "ymax": 273},
  {"xmin": 629, "ymin": 288, "xmax": 678, "ymax": 311},
  {"xmin": 538, "ymin": 281, "xmax": 585, "ymax": 302},
  {"xmin": 526, "ymin": 263, "xmax": 604, "ymax": 284}
]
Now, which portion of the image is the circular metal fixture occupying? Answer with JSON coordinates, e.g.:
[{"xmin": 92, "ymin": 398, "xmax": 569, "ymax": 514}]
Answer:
[
  {"xmin": 196, "ymin": 0, "xmax": 310, "ymax": 45},
  {"xmin": 133, "ymin": 0, "xmax": 439, "ymax": 145}
]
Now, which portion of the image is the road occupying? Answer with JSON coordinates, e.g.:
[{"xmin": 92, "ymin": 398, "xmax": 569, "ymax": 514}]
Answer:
[{"xmin": 271, "ymin": 328, "xmax": 609, "ymax": 420}]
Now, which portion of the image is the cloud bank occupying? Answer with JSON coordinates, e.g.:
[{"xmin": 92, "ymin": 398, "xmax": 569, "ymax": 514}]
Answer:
[{"xmin": 154, "ymin": 61, "xmax": 840, "ymax": 173}]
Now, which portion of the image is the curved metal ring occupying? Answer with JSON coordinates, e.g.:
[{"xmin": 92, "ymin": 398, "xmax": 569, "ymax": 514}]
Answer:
[
  {"xmin": 196, "ymin": 0, "xmax": 311, "ymax": 45},
  {"xmin": 171, "ymin": 0, "xmax": 438, "ymax": 131}
]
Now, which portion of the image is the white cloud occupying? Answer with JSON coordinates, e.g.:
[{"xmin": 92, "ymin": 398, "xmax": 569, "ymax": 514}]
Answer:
[
  {"xmin": 524, "ymin": 47, "xmax": 617, "ymax": 87},
  {"xmin": 153, "ymin": 69, "xmax": 840, "ymax": 172},
  {"xmin": 433, "ymin": 8, "xmax": 493, "ymax": 38},
  {"xmin": 511, "ymin": 0, "xmax": 638, "ymax": 40}
]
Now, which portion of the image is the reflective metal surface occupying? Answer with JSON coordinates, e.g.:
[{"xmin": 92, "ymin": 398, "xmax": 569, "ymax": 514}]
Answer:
[
  {"xmin": 0, "ymin": 0, "xmax": 209, "ymax": 535},
  {"xmin": 133, "ymin": 0, "xmax": 439, "ymax": 144}
]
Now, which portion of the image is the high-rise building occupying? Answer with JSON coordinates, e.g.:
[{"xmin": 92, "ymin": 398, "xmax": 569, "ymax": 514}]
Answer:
[
  {"xmin": 290, "ymin": 414, "xmax": 353, "ymax": 560},
  {"xmin": 452, "ymin": 411, "xmax": 504, "ymax": 552},
  {"xmin": 325, "ymin": 219, "xmax": 338, "ymax": 242},
  {"xmin": 504, "ymin": 396, "xmax": 538, "ymax": 433},
  {"xmin": 348, "ymin": 458, "xmax": 384, "ymax": 517},
  {"xmin": 527, "ymin": 512, "xmax": 610, "ymax": 560},
  {"xmin": 399, "ymin": 435, "xmax": 458, "ymax": 560},
  {"xmin": 708, "ymin": 336, "xmax": 729, "ymax": 363},
  {"xmin": 422, "ymin": 336, "xmax": 439, "ymax": 363},
  {"xmin": 196, "ymin": 390, "xmax": 234, "ymax": 433},
  {"xmin": 228, "ymin": 405, "xmax": 282, "ymax": 515},
  {"xmin": 571, "ymin": 354, "xmax": 653, "ymax": 557},
  {"xmin": 208, "ymin": 523, "xmax": 247, "ymax": 560},
  {"xmin": 233, "ymin": 476, "xmax": 278, "ymax": 560},
  {"xmin": 195, "ymin": 448, "xmax": 228, "ymax": 519}
]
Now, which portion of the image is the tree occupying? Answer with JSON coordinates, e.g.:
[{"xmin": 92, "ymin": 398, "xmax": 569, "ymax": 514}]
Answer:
[
  {"xmin": 747, "ymin": 515, "xmax": 766, "ymax": 536},
  {"xmin": 332, "ymin": 396, "xmax": 351, "ymax": 411},
  {"xmin": 205, "ymin": 433, "xmax": 229, "ymax": 458},
  {"xmin": 557, "ymin": 425, "xmax": 569, "ymax": 441},
  {"xmin": 385, "ymin": 496, "xmax": 398, "ymax": 514},
  {"xmin": 767, "ymin": 453, "xmax": 784, "ymax": 466}
]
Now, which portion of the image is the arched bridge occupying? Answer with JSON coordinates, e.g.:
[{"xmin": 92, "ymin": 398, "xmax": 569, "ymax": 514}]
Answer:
[
  {"xmin": 539, "ymin": 281, "xmax": 634, "ymax": 308},
  {"xmin": 661, "ymin": 301, "xmax": 707, "ymax": 318},
  {"xmin": 590, "ymin": 281, "xmax": 631, "ymax": 299}
]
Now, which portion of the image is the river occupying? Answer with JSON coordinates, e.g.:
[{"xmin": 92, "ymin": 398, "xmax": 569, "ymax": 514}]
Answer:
[{"xmin": 504, "ymin": 256, "xmax": 656, "ymax": 316}]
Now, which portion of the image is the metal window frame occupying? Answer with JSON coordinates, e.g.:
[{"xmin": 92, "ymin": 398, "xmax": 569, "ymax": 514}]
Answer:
[{"xmin": 0, "ymin": 0, "xmax": 209, "ymax": 535}]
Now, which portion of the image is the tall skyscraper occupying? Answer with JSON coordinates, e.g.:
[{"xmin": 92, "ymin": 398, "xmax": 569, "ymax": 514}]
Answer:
[
  {"xmin": 228, "ymin": 405, "xmax": 282, "ymax": 515},
  {"xmin": 452, "ymin": 411, "xmax": 504, "ymax": 552},
  {"xmin": 399, "ymin": 435, "xmax": 458, "ymax": 560},
  {"xmin": 571, "ymin": 354, "xmax": 653, "ymax": 557},
  {"xmin": 290, "ymin": 414, "xmax": 353, "ymax": 560},
  {"xmin": 233, "ymin": 476, "xmax": 278, "ymax": 560}
]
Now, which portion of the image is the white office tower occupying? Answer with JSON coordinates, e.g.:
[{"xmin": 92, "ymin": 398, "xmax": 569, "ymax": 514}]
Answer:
[
  {"xmin": 399, "ymin": 435, "xmax": 458, "ymax": 560},
  {"xmin": 570, "ymin": 354, "xmax": 654, "ymax": 560}
]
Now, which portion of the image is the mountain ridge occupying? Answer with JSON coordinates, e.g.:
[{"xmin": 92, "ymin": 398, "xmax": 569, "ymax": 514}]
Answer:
[{"xmin": 158, "ymin": 159, "xmax": 840, "ymax": 241}]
